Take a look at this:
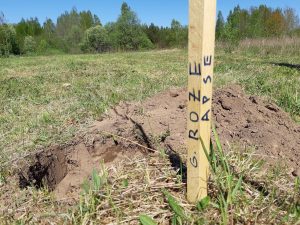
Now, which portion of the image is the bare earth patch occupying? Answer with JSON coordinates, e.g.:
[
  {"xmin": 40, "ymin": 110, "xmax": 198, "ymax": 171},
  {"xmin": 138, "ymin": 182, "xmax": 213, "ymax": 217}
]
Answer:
[{"xmin": 1, "ymin": 85, "xmax": 300, "ymax": 223}]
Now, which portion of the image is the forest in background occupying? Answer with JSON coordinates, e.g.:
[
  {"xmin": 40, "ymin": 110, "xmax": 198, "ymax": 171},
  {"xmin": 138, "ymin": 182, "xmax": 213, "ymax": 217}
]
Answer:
[{"xmin": 0, "ymin": 2, "xmax": 299, "ymax": 56}]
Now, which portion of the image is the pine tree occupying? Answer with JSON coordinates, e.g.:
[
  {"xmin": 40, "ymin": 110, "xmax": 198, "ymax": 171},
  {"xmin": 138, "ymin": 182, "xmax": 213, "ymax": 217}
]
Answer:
[{"xmin": 216, "ymin": 11, "xmax": 225, "ymax": 40}]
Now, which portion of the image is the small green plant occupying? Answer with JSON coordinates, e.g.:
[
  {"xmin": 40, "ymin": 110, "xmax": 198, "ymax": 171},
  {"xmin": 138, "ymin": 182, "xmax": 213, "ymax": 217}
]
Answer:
[
  {"xmin": 163, "ymin": 189, "xmax": 191, "ymax": 224},
  {"xmin": 285, "ymin": 177, "xmax": 300, "ymax": 221},
  {"xmin": 139, "ymin": 214, "xmax": 157, "ymax": 225},
  {"xmin": 0, "ymin": 173, "xmax": 6, "ymax": 186},
  {"xmin": 200, "ymin": 126, "xmax": 243, "ymax": 224},
  {"xmin": 0, "ymin": 166, "xmax": 8, "ymax": 186},
  {"xmin": 72, "ymin": 166, "xmax": 108, "ymax": 223},
  {"xmin": 196, "ymin": 196, "xmax": 210, "ymax": 212}
]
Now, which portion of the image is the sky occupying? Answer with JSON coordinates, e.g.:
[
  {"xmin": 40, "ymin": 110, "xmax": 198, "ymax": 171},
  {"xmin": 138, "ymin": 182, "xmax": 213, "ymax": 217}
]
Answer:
[{"xmin": 0, "ymin": 0, "xmax": 299, "ymax": 27}]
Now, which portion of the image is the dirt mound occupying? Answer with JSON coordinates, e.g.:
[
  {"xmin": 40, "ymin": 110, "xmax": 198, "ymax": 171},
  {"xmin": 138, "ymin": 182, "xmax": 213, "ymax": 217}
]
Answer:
[
  {"xmin": 17, "ymin": 85, "xmax": 300, "ymax": 200},
  {"xmin": 213, "ymin": 86, "xmax": 300, "ymax": 167}
]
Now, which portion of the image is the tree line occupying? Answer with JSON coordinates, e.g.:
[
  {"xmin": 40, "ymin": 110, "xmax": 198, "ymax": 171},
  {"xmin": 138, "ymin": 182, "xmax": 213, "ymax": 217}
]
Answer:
[
  {"xmin": 0, "ymin": 3, "xmax": 299, "ymax": 56},
  {"xmin": 216, "ymin": 5, "xmax": 300, "ymax": 42},
  {"xmin": 0, "ymin": 3, "xmax": 187, "ymax": 56}
]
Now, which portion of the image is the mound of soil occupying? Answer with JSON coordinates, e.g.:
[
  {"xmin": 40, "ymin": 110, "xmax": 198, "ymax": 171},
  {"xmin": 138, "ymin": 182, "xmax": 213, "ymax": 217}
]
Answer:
[
  {"xmin": 17, "ymin": 85, "xmax": 300, "ymax": 200},
  {"xmin": 213, "ymin": 86, "xmax": 300, "ymax": 167}
]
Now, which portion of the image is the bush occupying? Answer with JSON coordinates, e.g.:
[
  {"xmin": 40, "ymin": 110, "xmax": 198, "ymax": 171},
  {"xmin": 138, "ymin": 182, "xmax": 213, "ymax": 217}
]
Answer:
[
  {"xmin": 23, "ymin": 36, "xmax": 37, "ymax": 54},
  {"xmin": 0, "ymin": 25, "xmax": 19, "ymax": 57},
  {"xmin": 136, "ymin": 33, "xmax": 154, "ymax": 50},
  {"xmin": 37, "ymin": 39, "xmax": 50, "ymax": 53},
  {"xmin": 80, "ymin": 25, "xmax": 110, "ymax": 53}
]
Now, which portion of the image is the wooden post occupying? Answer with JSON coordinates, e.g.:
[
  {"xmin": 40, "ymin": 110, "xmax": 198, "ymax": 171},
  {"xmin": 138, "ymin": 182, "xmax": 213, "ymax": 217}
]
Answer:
[{"xmin": 187, "ymin": 0, "xmax": 217, "ymax": 203}]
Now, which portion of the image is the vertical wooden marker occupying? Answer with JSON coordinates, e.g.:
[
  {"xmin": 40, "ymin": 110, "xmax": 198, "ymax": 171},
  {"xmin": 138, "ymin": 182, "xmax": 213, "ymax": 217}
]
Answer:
[{"xmin": 187, "ymin": 0, "xmax": 217, "ymax": 203}]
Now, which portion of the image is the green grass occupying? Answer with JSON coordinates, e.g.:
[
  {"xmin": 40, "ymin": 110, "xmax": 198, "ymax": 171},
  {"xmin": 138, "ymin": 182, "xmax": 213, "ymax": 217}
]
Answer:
[
  {"xmin": 0, "ymin": 43, "xmax": 300, "ymax": 224},
  {"xmin": 0, "ymin": 50, "xmax": 187, "ymax": 164},
  {"xmin": 214, "ymin": 50, "xmax": 300, "ymax": 120}
]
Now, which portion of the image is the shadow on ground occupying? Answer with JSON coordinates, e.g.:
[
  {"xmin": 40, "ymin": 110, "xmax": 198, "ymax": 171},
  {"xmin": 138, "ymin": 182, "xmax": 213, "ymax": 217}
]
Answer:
[{"xmin": 271, "ymin": 62, "xmax": 300, "ymax": 71}]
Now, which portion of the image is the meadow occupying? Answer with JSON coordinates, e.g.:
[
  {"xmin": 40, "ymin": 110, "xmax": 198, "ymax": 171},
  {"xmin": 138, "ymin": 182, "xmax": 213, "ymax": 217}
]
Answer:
[{"xmin": 0, "ymin": 38, "xmax": 299, "ymax": 224}]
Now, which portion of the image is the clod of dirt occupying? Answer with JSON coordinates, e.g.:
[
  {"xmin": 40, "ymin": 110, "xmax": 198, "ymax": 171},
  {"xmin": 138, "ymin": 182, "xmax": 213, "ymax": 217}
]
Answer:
[{"xmin": 18, "ymin": 85, "xmax": 300, "ymax": 200}]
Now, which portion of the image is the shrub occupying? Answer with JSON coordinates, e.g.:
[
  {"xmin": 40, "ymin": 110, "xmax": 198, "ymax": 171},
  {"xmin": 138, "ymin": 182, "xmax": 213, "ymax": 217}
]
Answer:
[
  {"xmin": 80, "ymin": 25, "xmax": 110, "ymax": 53},
  {"xmin": 23, "ymin": 36, "xmax": 37, "ymax": 54},
  {"xmin": 0, "ymin": 25, "xmax": 19, "ymax": 57},
  {"xmin": 37, "ymin": 39, "xmax": 50, "ymax": 53}
]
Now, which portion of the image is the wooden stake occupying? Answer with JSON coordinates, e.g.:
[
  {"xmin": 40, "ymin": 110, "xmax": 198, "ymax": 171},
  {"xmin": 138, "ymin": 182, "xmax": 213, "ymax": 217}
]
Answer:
[{"xmin": 187, "ymin": 0, "xmax": 217, "ymax": 203}]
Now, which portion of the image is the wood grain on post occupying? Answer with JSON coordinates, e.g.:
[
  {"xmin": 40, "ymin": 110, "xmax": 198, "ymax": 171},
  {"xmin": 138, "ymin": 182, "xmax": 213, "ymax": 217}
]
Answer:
[{"xmin": 187, "ymin": 0, "xmax": 217, "ymax": 203}]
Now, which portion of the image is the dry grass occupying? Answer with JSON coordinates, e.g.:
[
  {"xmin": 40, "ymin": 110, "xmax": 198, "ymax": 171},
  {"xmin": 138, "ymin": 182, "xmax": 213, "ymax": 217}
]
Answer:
[
  {"xmin": 239, "ymin": 36, "xmax": 300, "ymax": 56},
  {"xmin": 0, "ymin": 138, "xmax": 299, "ymax": 224},
  {"xmin": 240, "ymin": 36, "xmax": 300, "ymax": 48}
]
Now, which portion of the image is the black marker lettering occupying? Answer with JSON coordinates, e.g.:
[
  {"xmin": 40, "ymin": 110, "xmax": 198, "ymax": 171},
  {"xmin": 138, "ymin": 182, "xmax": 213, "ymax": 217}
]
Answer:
[
  {"xmin": 202, "ymin": 96, "xmax": 210, "ymax": 105},
  {"xmin": 201, "ymin": 110, "xmax": 210, "ymax": 121},
  {"xmin": 203, "ymin": 75, "xmax": 212, "ymax": 84},
  {"xmin": 190, "ymin": 156, "xmax": 198, "ymax": 168},
  {"xmin": 189, "ymin": 62, "xmax": 201, "ymax": 76},
  {"xmin": 189, "ymin": 129, "xmax": 199, "ymax": 140},
  {"xmin": 189, "ymin": 89, "xmax": 201, "ymax": 102},
  {"xmin": 190, "ymin": 112, "xmax": 199, "ymax": 122},
  {"xmin": 204, "ymin": 56, "xmax": 212, "ymax": 66}
]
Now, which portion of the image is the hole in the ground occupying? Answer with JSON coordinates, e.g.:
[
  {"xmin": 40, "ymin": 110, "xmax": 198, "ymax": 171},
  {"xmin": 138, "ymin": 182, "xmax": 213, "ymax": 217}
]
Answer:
[
  {"xmin": 17, "ymin": 137, "xmax": 138, "ymax": 193},
  {"xmin": 18, "ymin": 148, "xmax": 68, "ymax": 190}
]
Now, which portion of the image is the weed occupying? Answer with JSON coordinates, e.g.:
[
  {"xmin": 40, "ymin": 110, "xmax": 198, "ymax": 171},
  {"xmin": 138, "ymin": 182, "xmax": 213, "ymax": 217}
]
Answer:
[
  {"xmin": 139, "ymin": 214, "xmax": 158, "ymax": 225},
  {"xmin": 72, "ymin": 165, "xmax": 108, "ymax": 224},
  {"xmin": 163, "ymin": 189, "xmax": 191, "ymax": 223}
]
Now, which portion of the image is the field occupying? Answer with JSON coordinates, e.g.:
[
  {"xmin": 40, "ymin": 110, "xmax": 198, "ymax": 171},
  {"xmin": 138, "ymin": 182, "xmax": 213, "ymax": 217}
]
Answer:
[{"xmin": 0, "ymin": 39, "xmax": 300, "ymax": 224}]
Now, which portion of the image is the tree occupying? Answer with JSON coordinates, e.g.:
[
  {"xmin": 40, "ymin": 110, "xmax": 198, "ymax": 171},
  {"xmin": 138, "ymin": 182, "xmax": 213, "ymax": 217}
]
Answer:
[
  {"xmin": 111, "ymin": 2, "xmax": 153, "ymax": 50},
  {"xmin": 266, "ymin": 9, "xmax": 285, "ymax": 36},
  {"xmin": 216, "ymin": 11, "xmax": 225, "ymax": 40},
  {"xmin": 56, "ymin": 8, "xmax": 102, "ymax": 52},
  {"xmin": 121, "ymin": 2, "xmax": 130, "ymax": 16},
  {"xmin": 15, "ymin": 17, "xmax": 42, "ymax": 50},
  {"xmin": 248, "ymin": 5, "xmax": 271, "ymax": 37},
  {"xmin": 144, "ymin": 23, "xmax": 160, "ymax": 46},
  {"xmin": 226, "ymin": 5, "xmax": 251, "ymax": 39},
  {"xmin": 80, "ymin": 25, "xmax": 110, "ymax": 53},
  {"xmin": 238, "ymin": 9, "xmax": 250, "ymax": 38},
  {"xmin": 222, "ymin": 7, "xmax": 241, "ymax": 44},
  {"xmin": 80, "ymin": 10, "xmax": 101, "ymax": 31},
  {"xmin": 15, "ymin": 17, "xmax": 42, "ymax": 37},
  {"xmin": 0, "ymin": 25, "xmax": 19, "ymax": 56},
  {"xmin": 43, "ymin": 18, "xmax": 55, "ymax": 40},
  {"xmin": 56, "ymin": 8, "xmax": 81, "ymax": 52},
  {"xmin": 168, "ymin": 19, "xmax": 187, "ymax": 47},
  {"xmin": 23, "ymin": 36, "xmax": 36, "ymax": 54},
  {"xmin": 284, "ymin": 8, "xmax": 300, "ymax": 33},
  {"xmin": 37, "ymin": 39, "xmax": 49, "ymax": 53},
  {"xmin": 94, "ymin": 15, "xmax": 101, "ymax": 26}
]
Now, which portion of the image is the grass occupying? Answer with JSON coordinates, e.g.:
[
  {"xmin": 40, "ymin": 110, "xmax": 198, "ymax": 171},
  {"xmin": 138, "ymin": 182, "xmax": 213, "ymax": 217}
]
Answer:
[
  {"xmin": 1, "ymin": 142, "xmax": 299, "ymax": 224},
  {"xmin": 7, "ymin": 128, "xmax": 297, "ymax": 224},
  {"xmin": 0, "ymin": 50, "xmax": 186, "ymax": 165},
  {"xmin": 0, "ymin": 40, "xmax": 300, "ymax": 224}
]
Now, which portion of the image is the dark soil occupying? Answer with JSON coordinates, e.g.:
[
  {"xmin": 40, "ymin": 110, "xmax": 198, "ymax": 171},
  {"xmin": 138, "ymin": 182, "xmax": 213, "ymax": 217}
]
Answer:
[{"xmin": 16, "ymin": 85, "xmax": 300, "ymax": 200}]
